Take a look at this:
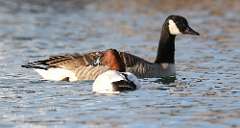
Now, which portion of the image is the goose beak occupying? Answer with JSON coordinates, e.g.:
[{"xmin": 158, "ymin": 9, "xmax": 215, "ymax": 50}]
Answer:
[{"xmin": 183, "ymin": 26, "xmax": 200, "ymax": 35}]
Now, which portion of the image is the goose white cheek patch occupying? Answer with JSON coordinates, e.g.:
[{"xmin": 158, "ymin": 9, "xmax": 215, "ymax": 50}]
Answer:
[{"xmin": 168, "ymin": 20, "xmax": 181, "ymax": 35}]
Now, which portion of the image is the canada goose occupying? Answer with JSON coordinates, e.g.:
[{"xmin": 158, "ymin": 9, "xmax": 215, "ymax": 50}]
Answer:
[
  {"xmin": 92, "ymin": 49, "xmax": 140, "ymax": 94},
  {"xmin": 22, "ymin": 15, "xmax": 199, "ymax": 81}
]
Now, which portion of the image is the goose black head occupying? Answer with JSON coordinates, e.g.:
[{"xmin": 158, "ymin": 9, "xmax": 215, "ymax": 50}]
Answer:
[{"xmin": 166, "ymin": 15, "xmax": 200, "ymax": 36}]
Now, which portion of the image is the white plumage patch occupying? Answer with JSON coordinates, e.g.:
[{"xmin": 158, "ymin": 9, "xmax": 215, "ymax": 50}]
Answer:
[
  {"xmin": 92, "ymin": 70, "xmax": 140, "ymax": 94},
  {"xmin": 160, "ymin": 63, "xmax": 176, "ymax": 74},
  {"xmin": 168, "ymin": 20, "xmax": 181, "ymax": 35},
  {"xmin": 34, "ymin": 68, "xmax": 77, "ymax": 81}
]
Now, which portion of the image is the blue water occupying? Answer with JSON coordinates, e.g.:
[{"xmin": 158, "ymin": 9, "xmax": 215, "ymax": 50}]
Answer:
[{"xmin": 0, "ymin": 1, "xmax": 240, "ymax": 128}]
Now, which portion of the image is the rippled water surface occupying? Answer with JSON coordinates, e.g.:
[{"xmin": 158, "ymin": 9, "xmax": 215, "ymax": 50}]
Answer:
[{"xmin": 0, "ymin": 1, "xmax": 240, "ymax": 128}]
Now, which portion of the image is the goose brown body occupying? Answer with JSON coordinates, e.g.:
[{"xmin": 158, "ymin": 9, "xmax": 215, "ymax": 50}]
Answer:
[
  {"xmin": 22, "ymin": 51, "xmax": 174, "ymax": 80},
  {"xmin": 22, "ymin": 15, "xmax": 199, "ymax": 81}
]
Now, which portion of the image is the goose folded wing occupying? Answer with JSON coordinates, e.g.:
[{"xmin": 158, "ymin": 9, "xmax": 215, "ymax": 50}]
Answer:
[
  {"xmin": 119, "ymin": 52, "xmax": 151, "ymax": 67},
  {"xmin": 22, "ymin": 52, "xmax": 101, "ymax": 70}
]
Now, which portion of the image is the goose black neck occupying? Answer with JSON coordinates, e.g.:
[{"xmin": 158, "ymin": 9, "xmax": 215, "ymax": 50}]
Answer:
[{"xmin": 155, "ymin": 24, "xmax": 176, "ymax": 64}]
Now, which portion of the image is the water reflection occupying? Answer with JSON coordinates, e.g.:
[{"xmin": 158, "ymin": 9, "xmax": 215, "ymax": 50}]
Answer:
[{"xmin": 154, "ymin": 76, "xmax": 177, "ymax": 84}]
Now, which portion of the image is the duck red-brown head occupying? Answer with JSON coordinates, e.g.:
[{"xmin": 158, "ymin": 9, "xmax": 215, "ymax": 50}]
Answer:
[{"xmin": 101, "ymin": 49, "xmax": 126, "ymax": 72}]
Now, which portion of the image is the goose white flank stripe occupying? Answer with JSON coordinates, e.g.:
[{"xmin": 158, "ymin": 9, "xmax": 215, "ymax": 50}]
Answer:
[
  {"xmin": 92, "ymin": 49, "xmax": 140, "ymax": 94},
  {"xmin": 22, "ymin": 15, "xmax": 199, "ymax": 81},
  {"xmin": 34, "ymin": 68, "xmax": 77, "ymax": 81}
]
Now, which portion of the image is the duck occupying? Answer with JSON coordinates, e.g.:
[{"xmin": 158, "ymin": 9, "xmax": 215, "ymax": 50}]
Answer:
[
  {"xmin": 22, "ymin": 15, "xmax": 199, "ymax": 81},
  {"xmin": 92, "ymin": 49, "xmax": 140, "ymax": 94}
]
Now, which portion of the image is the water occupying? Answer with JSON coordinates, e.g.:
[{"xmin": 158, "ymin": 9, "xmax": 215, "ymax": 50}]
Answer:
[{"xmin": 0, "ymin": 1, "xmax": 240, "ymax": 127}]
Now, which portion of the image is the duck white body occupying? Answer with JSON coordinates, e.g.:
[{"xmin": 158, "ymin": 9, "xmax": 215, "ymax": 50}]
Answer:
[
  {"xmin": 92, "ymin": 70, "xmax": 140, "ymax": 94},
  {"xmin": 92, "ymin": 49, "xmax": 141, "ymax": 94}
]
